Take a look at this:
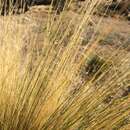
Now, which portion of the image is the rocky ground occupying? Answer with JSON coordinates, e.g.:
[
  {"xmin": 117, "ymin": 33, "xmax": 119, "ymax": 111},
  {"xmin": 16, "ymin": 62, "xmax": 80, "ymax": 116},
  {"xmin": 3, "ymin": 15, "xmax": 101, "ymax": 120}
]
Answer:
[{"xmin": 24, "ymin": 2, "xmax": 130, "ymax": 55}]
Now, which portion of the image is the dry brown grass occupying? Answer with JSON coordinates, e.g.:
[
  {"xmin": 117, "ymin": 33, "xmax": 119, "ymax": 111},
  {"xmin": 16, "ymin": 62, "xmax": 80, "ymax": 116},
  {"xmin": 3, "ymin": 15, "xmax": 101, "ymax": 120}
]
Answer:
[{"xmin": 0, "ymin": 0, "xmax": 130, "ymax": 130}]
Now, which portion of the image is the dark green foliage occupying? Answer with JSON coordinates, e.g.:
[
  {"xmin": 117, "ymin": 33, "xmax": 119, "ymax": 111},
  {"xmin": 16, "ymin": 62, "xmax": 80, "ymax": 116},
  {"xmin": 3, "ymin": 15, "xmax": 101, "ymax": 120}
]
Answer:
[
  {"xmin": 82, "ymin": 54, "xmax": 111, "ymax": 81},
  {"xmin": 0, "ymin": 0, "xmax": 29, "ymax": 15},
  {"xmin": 0, "ymin": 0, "xmax": 66, "ymax": 15}
]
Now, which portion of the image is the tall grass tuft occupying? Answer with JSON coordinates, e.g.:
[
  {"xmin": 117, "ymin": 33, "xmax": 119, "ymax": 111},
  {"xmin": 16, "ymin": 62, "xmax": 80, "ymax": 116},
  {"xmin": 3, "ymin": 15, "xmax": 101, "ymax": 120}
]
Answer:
[{"xmin": 0, "ymin": 0, "xmax": 130, "ymax": 130}]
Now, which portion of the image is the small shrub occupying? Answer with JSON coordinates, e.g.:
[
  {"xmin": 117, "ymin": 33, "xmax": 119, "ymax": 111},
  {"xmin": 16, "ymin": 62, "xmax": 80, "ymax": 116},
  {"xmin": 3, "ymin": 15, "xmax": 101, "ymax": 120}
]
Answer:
[{"xmin": 81, "ymin": 54, "xmax": 111, "ymax": 81}]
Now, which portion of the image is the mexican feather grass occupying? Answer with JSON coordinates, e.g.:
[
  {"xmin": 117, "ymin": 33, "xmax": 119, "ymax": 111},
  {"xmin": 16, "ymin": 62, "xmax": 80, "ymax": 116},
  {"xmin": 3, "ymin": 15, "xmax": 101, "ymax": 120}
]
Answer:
[{"xmin": 0, "ymin": 0, "xmax": 130, "ymax": 129}]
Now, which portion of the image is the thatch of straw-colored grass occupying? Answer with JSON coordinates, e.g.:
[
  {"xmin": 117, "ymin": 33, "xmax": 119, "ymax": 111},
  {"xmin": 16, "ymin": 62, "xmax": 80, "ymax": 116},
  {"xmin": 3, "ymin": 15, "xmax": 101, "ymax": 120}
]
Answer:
[{"xmin": 0, "ymin": 0, "xmax": 130, "ymax": 130}]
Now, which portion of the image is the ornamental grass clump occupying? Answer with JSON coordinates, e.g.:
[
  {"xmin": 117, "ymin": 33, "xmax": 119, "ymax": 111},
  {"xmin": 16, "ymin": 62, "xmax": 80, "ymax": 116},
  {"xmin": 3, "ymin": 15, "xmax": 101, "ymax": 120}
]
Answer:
[{"xmin": 0, "ymin": 0, "xmax": 130, "ymax": 130}]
